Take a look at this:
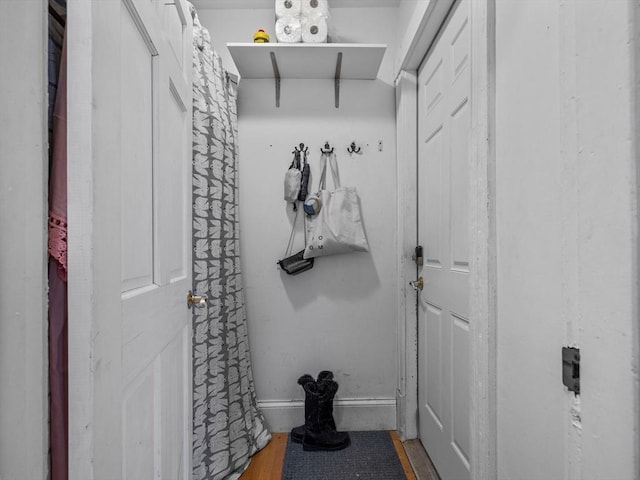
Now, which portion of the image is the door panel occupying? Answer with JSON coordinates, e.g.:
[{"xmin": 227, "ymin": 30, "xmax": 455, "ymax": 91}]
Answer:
[
  {"xmin": 423, "ymin": 129, "xmax": 444, "ymax": 267},
  {"xmin": 450, "ymin": 101, "xmax": 470, "ymax": 271},
  {"xmin": 162, "ymin": 80, "xmax": 189, "ymax": 282},
  {"xmin": 123, "ymin": 366, "xmax": 156, "ymax": 480},
  {"xmin": 417, "ymin": 0, "xmax": 471, "ymax": 478},
  {"xmin": 161, "ymin": 334, "xmax": 187, "ymax": 479},
  {"xmin": 425, "ymin": 304, "xmax": 443, "ymax": 427},
  {"xmin": 452, "ymin": 314, "xmax": 470, "ymax": 459},
  {"xmin": 121, "ymin": 3, "xmax": 155, "ymax": 293},
  {"xmin": 164, "ymin": 5, "xmax": 186, "ymax": 69}
]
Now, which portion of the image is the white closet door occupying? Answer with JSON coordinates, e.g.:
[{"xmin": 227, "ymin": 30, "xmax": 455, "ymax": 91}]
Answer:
[
  {"xmin": 417, "ymin": 0, "xmax": 471, "ymax": 478},
  {"xmin": 68, "ymin": 1, "xmax": 193, "ymax": 478}
]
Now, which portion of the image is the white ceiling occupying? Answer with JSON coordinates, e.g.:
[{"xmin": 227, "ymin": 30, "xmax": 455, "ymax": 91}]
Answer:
[{"xmin": 191, "ymin": 0, "xmax": 400, "ymax": 9}]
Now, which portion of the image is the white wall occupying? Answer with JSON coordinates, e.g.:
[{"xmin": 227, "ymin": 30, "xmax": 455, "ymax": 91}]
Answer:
[
  {"xmin": 495, "ymin": 1, "xmax": 639, "ymax": 478},
  {"xmin": 0, "ymin": 1, "xmax": 49, "ymax": 478},
  {"xmin": 495, "ymin": 2, "xmax": 565, "ymax": 477},
  {"xmin": 195, "ymin": 6, "xmax": 399, "ymax": 431},
  {"xmin": 567, "ymin": 2, "xmax": 639, "ymax": 477}
]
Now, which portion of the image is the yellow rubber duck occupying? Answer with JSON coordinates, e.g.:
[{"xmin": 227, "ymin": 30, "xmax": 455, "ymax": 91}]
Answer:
[{"xmin": 253, "ymin": 29, "xmax": 270, "ymax": 43}]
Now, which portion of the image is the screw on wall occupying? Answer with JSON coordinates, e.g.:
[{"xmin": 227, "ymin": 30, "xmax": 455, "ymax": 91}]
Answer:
[{"xmin": 378, "ymin": 140, "xmax": 383, "ymax": 152}]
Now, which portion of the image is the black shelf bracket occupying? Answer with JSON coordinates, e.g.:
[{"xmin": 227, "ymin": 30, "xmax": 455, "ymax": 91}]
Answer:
[
  {"xmin": 270, "ymin": 51, "xmax": 281, "ymax": 108},
  {"xmin": 334, "ymin": 52, "xmax": 342, "ymax": 108}
]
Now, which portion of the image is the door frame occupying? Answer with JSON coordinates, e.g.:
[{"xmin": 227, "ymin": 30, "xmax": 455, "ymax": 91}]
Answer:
[
  {"xmin": 394, "ymin": 1, "xmax": 497, "ymax": 478},
  {"xmin": 0, "ymin": 1, "xmax": 49, "ymax": 478}
]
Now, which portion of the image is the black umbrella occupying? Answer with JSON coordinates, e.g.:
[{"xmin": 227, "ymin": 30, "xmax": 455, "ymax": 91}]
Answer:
[{"xmin": 298, "ymin": 151, "xmax": 310, "ymax": 202}]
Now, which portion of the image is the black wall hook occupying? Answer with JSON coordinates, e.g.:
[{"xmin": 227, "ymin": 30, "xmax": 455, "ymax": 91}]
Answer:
[
  {"xmin": 320, "ymin": 141, "xmax": 334, "ymax": 154},
  {"xmin": 347, "ymin": 141, "xmax": 361, "ymax": 154},
  {"xmin": 293, "ymin": 143, "xmax": 308, "ymax": 155}
]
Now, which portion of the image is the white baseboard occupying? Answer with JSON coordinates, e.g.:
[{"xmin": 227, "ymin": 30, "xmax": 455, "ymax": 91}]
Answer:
[{"xmin": 258, "ymin": 397, "xmax": 397, "ymax": 433}]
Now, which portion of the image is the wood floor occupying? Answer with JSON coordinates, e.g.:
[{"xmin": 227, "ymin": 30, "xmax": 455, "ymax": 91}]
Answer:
[{"xmin": 239, "ymin": 431, "xmax": 417, "ymax": 480}]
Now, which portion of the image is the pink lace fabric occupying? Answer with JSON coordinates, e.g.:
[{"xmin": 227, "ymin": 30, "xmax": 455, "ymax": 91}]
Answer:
[
  {"xmin": 49, "ymin": 31, "xmax": 68, "ymax": 480},
  {"xmin": 48, "ymin": 211, "xmax": 67, "ymax": 281},
  {"xmin": 49, "ymin": 24, "xmax": 67, "ymax": 284}
]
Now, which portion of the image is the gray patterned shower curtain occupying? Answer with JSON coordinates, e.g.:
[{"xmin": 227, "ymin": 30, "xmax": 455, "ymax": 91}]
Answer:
[{"xmin": 191, "ymin": 9, "xmax": 271, "ymax": 480}]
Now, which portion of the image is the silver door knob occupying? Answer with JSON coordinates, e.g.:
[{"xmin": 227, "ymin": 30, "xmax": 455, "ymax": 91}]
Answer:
[
  {"xmin": 187, "ymin": 290, "xmax": 207, "ymax": 309},
  {"xmin": 409, "ymin": 277, "xmax": 424, "ymax": 291}
]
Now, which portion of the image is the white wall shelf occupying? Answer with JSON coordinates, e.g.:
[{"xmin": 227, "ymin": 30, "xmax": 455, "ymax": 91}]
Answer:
[{"xmin": 227, "ymin": 42, "xmax": 386, "ymax": 108}]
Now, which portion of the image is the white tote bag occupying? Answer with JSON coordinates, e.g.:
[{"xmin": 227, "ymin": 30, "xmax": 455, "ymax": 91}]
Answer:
[{"xmin": 303, "ymin": 152, "xmax": 369, "ymax": 259}]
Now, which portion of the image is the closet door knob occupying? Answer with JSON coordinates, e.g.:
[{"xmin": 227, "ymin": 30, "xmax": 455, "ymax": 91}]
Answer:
[
  {"xmin": 187, "ymin": 290, "xmax": 207, "ymax": 309},
  {"xmin": 409, "ymin": 277, "xmax": 424, "ymax": 292}
]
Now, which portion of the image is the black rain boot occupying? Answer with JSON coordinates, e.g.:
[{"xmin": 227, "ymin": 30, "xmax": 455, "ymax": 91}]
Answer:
[
  {"xmin": 302, "ymin": 379, "xmax": 350, "ymax": 451},
  {"xmin": 291, "ymin": 371, "xmax": 337, "ymax": 443},
  {"xmin": 290, "ymin": 374, "xmax": 315, "ymax": 443},
  {"xmin": 316, "ymin": 370, "xmax": 334, "ymax": 382},
  {"xmin": 315, "ymin": 371, "xmax": 337, "ymax": 430}
]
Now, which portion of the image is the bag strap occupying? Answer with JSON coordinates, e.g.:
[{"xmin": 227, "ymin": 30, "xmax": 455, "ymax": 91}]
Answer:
[
  {"xmin": 328, "ymin": 152, "xmax": 340, "ymax": 188},
  {"xmin": 284, "ymin": 206, "xmax": 306, "ymax": 256},
  {"xmin": 318, "ymin": 152, "xmax": 340, "ymax": 190}
]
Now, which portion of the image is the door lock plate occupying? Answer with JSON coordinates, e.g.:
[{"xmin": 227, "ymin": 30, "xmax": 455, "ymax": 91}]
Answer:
[
  {"xmin": 412, "ymin": 245, "xmax": 424, "ymax": 266},
  {"xmin": 562, "ymin": 347, "xmax": 580, "ymax": 395}
]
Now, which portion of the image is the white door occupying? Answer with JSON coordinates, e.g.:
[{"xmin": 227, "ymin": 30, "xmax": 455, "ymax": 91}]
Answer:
[
  {"xmin": 68, "ymin": 0, "xmax": 193, "ymax": 478},
  {"xmin": 417, "ymin": 0, "xmax": 471, "ymax": 478}
]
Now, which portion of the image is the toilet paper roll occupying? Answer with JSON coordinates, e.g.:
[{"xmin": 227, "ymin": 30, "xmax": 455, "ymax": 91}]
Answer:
[
  {"xmin": 275, "ymin": 0, "xmax": 301, "ymax": 18},
  {"xmin": 301, "ymin": 15, "xmax": 328, "ymax": 43},
  {"xmin": 301, "ymin": 0, "xmax": 329, "ymax": 18},
  {"xmin": 275, "ymin": 16, "xmax": 302, "ymax": 43}
]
